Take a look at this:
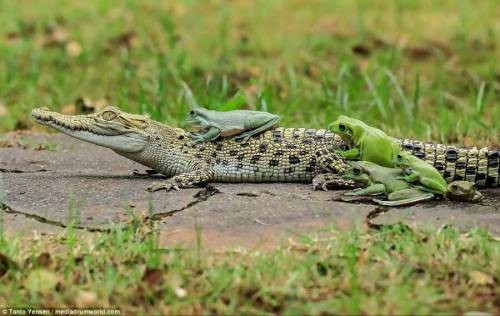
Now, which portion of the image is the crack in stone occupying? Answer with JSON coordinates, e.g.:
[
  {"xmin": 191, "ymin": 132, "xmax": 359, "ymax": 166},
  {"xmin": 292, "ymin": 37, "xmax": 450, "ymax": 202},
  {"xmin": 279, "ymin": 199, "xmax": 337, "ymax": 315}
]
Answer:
[
  {"xmin": 0, "ymin": 202, "xmax": 110, "ymax": 233},
  {"xmin": 0, "ymin": 178, "xmax": 395, "ymax": 233},
  {"xmin": 235, "ymin": 192, "xmax": 260, "ymax": 197},
  {"xmin": 0, "ymin": 168, "xmax": 51, "ymax": 173},
  {"xmin": 233, "ymin": 190, "xmax": 318, "ymax": 201},
  {"xmin": 0, "ymin": 168, "xmax": 25, "ymax": 173},
  {"xmin": 367, "ymin": 205, "xmax": 390, "ymax": 220},
  {"xmin": 147, "ymin": 185, "xmax": 221, "ymax": 221},
  {"xmin": 365, "ymin": 205, "xmax": 392, "ymax": 229}
]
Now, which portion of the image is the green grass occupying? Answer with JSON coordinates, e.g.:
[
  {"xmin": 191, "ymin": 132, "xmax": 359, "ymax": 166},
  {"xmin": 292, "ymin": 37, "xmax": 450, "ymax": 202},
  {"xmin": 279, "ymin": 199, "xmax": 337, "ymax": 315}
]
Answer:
[
  {"xmin": 1, "ymin": 1, "xmax": 499, "ymax": 313},
  {"xmin": 0, "ymin": 210, "xmax": 499, "ymax": 314},
  {"xmin": 0, "ymin": 0, "xmax": 498, "ymax": 145}
]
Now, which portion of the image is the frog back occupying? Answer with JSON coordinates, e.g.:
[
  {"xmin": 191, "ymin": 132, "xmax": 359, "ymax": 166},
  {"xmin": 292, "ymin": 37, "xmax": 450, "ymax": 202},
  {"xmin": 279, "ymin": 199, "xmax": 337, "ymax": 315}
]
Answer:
[
  {"xmin": 408, "ymin": 156, "xmax": 446, "ymax": 182},
  {"xmin": 203, "ymin": 109, "xmax": 276, "ymax": 136},
  {"xmin": 360, "ymin": 131, "xmax": 400, "ymax": 168},
  {"xmin": 201, "ymin": 109, "xmax": 251, "ymax": 129},
  {"xmin": 362, "ymin": 162, "xmax": 411, "ymax": 193},
  {"xmin": 407, "ymin": 155, "xmax": 448, "ymax": 191}
]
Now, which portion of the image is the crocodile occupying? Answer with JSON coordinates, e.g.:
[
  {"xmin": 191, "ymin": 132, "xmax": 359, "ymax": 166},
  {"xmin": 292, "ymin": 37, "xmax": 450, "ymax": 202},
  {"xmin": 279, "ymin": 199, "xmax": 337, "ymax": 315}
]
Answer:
[{"xmin": 31, "ymin": 106, "xmax": 500, "ymax": 190}]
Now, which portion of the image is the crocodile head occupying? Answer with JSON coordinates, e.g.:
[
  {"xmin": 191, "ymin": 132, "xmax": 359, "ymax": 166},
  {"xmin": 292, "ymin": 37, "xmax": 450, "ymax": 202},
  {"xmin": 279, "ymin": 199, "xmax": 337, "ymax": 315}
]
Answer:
[{"xmin": 32, "ymin": 106, "xmax": 158, "ymax": 153}]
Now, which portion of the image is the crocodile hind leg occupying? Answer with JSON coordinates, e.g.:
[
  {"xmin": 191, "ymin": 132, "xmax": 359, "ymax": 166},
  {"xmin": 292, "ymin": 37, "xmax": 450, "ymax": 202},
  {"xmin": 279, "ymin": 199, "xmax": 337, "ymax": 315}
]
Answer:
[
  {"xmin": 147, "ymin": 164, "xmax": 214, "ymax": 192},
  {"xmin": 373, "ymin": 189, "xmax": 434, "ymax": 206}
]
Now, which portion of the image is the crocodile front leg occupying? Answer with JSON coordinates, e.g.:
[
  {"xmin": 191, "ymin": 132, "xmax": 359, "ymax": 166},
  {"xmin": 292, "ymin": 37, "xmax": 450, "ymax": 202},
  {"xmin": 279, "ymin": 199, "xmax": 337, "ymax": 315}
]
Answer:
[
  {"xmin": 312, "ymin": 173, "xmax": 358, "ymax": 191},
  {"xmin": 315, "ymin": 148, "xmax": 349, "ymax": 174},
  {"xmin": 147, "ymin": 162, "xmax": 214, "ymax": 192},
  {"xmin": 312, "ymin": 148, "xmax": 356, "ymax": 190}
]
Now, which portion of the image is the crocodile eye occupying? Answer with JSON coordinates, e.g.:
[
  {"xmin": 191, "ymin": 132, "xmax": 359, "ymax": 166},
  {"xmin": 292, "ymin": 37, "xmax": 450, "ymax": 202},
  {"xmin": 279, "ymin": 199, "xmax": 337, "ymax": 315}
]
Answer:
[
  {"xmin": 102, "ymin": 111, "xmax": 117, "ymax": 121},
  {"xmin": 353, "ymin": 167, "xmax": 361, "ymax": 175},
  {"xmin": 190, "ymin": 110, "xmax": 195, "ymax": 115},
  {"xmin": 338, "ymin": 123, "xmax": 346, "ymax": 131},
  {"xmin": 451, "ymin": 184, "xmax": 458, "ymax": 190},
  {"xmin": 397, "ymin": 154, "xmax": 403, "ymax": 161}
]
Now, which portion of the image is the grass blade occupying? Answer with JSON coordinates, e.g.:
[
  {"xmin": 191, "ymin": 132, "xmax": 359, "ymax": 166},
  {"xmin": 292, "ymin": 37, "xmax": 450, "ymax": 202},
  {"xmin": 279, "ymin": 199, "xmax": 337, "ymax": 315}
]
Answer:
[
  {"xmin": 363, "ymin": 72, "xmax": 387, "ymax": 119},
  {"xmin": 412, "ymin": 71, "xmax": 421, "ymax": 120},
  {"xmin": 475, "ymin": 81, "xmax": 486, "ymax": 116},
  {"xmin": 384, "ymin": 68, "xmax": 412, "ymax": 123},
  {"xmin": 181, "ymin": 81, "xmax": 200, "ymax": 109},
  {"xmin": 217, "ymin": 92, "xmax": 247, "ymax": 111}
]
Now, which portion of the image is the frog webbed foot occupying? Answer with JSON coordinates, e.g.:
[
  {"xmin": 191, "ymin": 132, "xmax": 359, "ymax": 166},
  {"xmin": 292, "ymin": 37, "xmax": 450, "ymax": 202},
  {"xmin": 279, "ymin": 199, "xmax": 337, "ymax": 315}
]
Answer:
[{"xmin": 233, "ymin": 133, "xmax": 252, "ymax": 144}]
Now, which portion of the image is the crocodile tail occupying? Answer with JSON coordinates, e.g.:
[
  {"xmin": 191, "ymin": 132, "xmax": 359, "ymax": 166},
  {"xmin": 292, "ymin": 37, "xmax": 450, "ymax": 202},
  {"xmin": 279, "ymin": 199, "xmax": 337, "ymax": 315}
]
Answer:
[{"xmin": 396, "ymin": 139, "xmax": 499, "ymax": 188}]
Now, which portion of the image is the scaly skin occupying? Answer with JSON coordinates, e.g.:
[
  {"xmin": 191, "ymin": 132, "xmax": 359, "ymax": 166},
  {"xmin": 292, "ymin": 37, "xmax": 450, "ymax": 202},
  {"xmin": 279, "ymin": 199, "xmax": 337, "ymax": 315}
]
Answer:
[
  {"xmin": 31, "ymin": 107, "xmax": 500, "ymax": 190},
  {"xmin": 32, "ymin": 106, "xmax": 350, "ymax": 191}
]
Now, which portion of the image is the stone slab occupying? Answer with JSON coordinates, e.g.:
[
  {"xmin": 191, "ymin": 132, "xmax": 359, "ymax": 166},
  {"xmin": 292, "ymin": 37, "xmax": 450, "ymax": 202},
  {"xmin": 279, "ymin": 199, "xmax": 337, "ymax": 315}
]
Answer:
[
  {"xmin": 1, "ymin": 132, "xmax": 500, "ymax": 249},
  {"xmin": 370, "ymin": 189, "xmax": 500, "ymax": 236},
  {"xmin": 157, "ymin": 183, "xmax": 375, "ymax": 249}
]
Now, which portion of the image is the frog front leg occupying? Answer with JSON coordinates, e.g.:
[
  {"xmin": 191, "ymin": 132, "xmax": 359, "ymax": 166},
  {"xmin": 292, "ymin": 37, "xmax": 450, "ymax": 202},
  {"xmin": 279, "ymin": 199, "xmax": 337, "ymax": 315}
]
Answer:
[
  {"xmin": 336, "ymin": 147, "xmax": 361, "ymax": 160},
  {"xmin": 234, "ymin": 115, "xmax": 280, "ymax": 143},
  {"xmin": 188, "ymin": 127, "xmax": 221, "ymax": 145},
  {"xmin": 398, "ymin": 171, "xmax": 419, "ymax": 183}
]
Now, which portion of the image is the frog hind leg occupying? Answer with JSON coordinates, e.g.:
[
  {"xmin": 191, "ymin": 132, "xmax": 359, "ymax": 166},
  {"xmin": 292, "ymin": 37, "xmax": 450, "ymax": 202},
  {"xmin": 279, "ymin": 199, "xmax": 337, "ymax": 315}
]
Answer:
[
  {"xmin": 420, "ymin": 178, "xmax": 448, "ymax": 194},
  {"xmin": 234, "ymin": 116, "xmax": 280, "ymax": 143},
  {"xmin": 373, "ymin": 189, "xmax": 434, "ymax": 206},
  {"xmin": 188, "ymin": 127, "xmax": 221, "ymax": 145},
  {"xmin": 344, "ymin": 183, "xmax": 386, "ymax": 196},
  {"xmin": 397, "ymin": 171, "xmax": 419, "ymax": 183},
  {"xmin": 411, "ymin": 184, "xmax": 445, "ymax": 195}
]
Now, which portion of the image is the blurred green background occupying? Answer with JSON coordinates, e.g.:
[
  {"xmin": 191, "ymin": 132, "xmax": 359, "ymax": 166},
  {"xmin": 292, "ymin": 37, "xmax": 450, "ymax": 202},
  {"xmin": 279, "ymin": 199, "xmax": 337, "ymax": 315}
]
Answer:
[{"xmin": 0, "ymin": 0, "xmax": 498, "ymax": 145}]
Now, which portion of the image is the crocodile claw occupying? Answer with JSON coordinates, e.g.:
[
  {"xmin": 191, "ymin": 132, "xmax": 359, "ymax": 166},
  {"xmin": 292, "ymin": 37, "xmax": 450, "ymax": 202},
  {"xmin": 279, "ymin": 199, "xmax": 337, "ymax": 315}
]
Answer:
[
  {"xmin": 147, "ymin": 180, "xmax": 180, "ymax": 192},
  {"xmin": 312, "ymin": 174, "xmax": 330, "ymax": 191}
]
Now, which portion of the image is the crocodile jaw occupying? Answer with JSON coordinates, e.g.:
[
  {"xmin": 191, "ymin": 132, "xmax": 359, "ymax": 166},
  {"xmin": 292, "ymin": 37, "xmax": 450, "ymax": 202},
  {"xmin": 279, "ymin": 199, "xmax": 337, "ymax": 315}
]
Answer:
[{"xmin": 31, "ymin": 107, "xmax": 148, "ymax": 153}]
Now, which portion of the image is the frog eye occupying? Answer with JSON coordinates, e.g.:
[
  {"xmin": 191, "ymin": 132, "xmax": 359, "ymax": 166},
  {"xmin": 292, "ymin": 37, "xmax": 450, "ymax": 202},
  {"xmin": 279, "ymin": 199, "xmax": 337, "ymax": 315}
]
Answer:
[
  {"xmin": 338, "ymin": 123, "xmax": 346, "ymax": 131},
  {"xmin": 396, "ymin": 154, "xmax": 403, "ymax": 161},
  {"xmin": 451, "ymin": 184, "xmax": 458, "ymax": 190},
  {"xmin": 353, "ymin": 167, "xmax": 361, "ymax": 175},
  {"xmin": 102, "ymin": 111, "xmax": 117, "ymax": 121}
]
